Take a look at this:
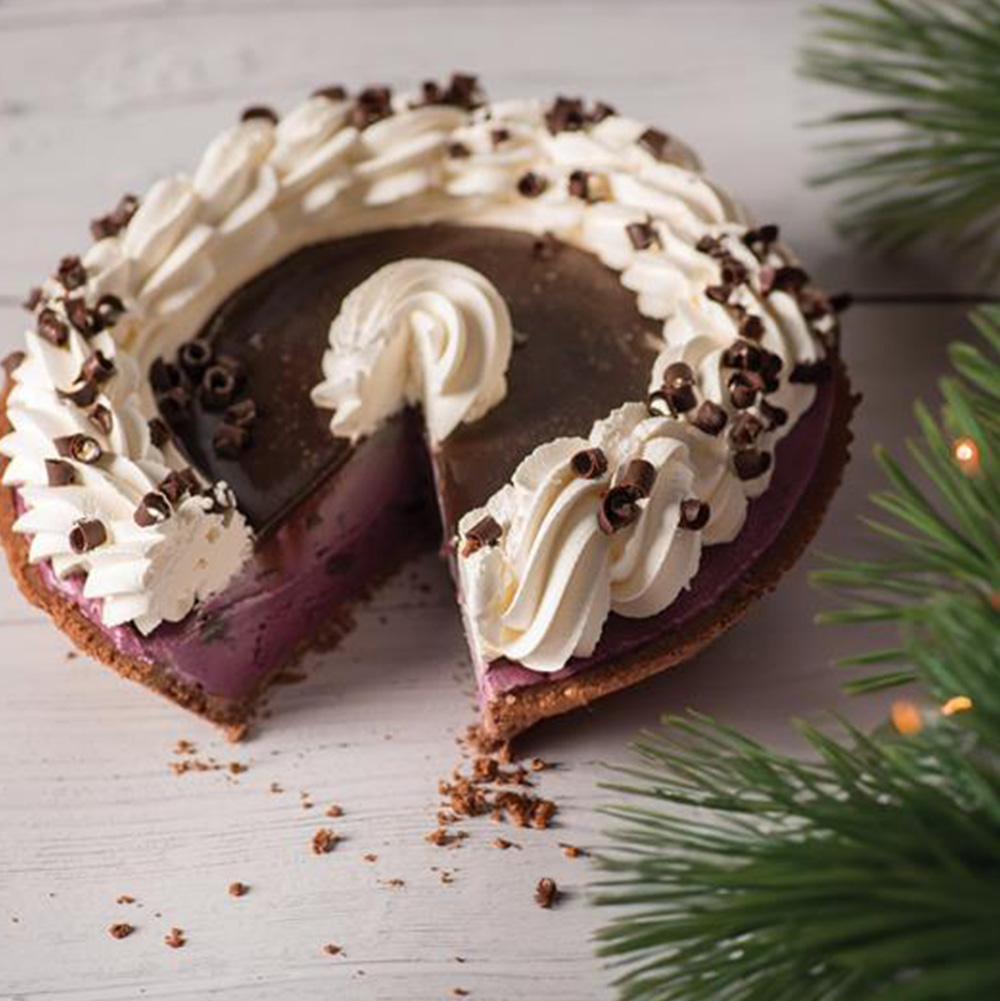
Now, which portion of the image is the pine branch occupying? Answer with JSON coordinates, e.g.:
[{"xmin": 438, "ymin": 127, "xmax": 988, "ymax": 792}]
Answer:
[
  {"xmin": 595, "ymin": 309, "xmax": 1000, "ymax": 1000},
  {"xmin": 802, "ymin": 0, "xmax": 1000, "ymax": 258}
]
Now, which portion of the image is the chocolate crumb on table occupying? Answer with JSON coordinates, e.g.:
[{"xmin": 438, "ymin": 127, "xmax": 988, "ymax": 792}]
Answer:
[
  {"xmin": 228, "ymin": 881, "xmax": 249, "ymax": 897},
  {"xmin": 311, "ymin": 828, "xmax": 339, "ymax": 855},
  {"xmin": 492, "ymin": 837, "xmax": 519, "ymax": 850},
  {"xmin": 108, "ymin": 922, "xmax": 134, "ymax": 939},
  {"xmin": 322, "ymin": 943, "xmax": 343, "ymax": 957},
  {"xmin": 560, "ymin": 844, "xmax": 589, "ymax": 859},
  {"xmin": 362, "ymin": 853, "xmax": 378, "ymax": 863},
  {"xmin": 115, "ymin": 894, "xmax": 135, "ymax": 905},
  {"xmin": 379, "ymin": 878, "xmax": 406, "ymax": 889},
  {"xmin": 164, "ymin": 927, "xmax": 186, "ymax": 949},
  {"xmin": 325, "ymin": 804, "xmax": 343, "ymax": 818},
  {"xmin": 453, "ymin": 990, "xmax": 470, "ymax": 997},
  {"xmin": 535, "ymin": 877, "xmax": 559, "ymax": 909}
]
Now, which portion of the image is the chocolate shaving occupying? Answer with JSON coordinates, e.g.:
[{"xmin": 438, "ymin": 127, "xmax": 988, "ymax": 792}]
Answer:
[
  {"xmin": 225, "ymin": 398, "xmax": 257, "ymax": 427},
  {"xmin": 742, "ymin": 224, "xmax": 779, "ymax": 259},
  {"xmin": 790, "ymin": 358, "xmax": 832, "ymax": 384},
  {"xmin": 45, "ymin": 459, "xmax": 76, "ymax": 487},
  {"xmin": 534, "ymin": 877, "xmax": 559, "ymax": 909},
  {"xmin": 351, "ymin": 86, "xmax": 393, "ymax": 129},
  {"xmin": 81, "ymin": 350, "xmax": 114, "ymax": 385},
  {"xmin": 729, "ymin": 412, "xmax": 764, "ymax": 449},
  {"xmin": 94, "ymin": 293, "xmax": 126, "ymax": 329},
  {"xmin": 89, "ymin": 404, "xmax": 114, "ymax": 436},
  {"xmin": 56, "ymin": 255, "xmax": 87, "ymax": 291},
  {"xmin": 571, "ymin": 447, "xmax": 608, "ymax": 480},
  {"xmin": 679, "ymin": 499, "xmax": 710, "ymax": 531},
  {"xmin": 23, "ymin": 286, "xmax": 43, "ymax": 312},
  {"xmin": 598, "ymin": 485, "xmax": 641, "ymax": 535},
  {"xmin": 589, "ymin": 101, "xmax": 616, "ymax": 123},
  {"xmin": 241, "ymin": 105, "xmax": 278, "ymax": 124},
  {"xmin": 37, "ymin": 309, "xmax": 69, "ymax": 347},
  {"xmin": 200, "ymin": 365, "xmax": 238, "ymax": 410},
  {"xmin": 739, "ymin": 313, "xmax": 765, "ymax": 341},
  {"xmin": 134, "ymin": 492, "xmax": 171, "ymax": 527},
  {"xmin": 657, "ymin": 361, "xmax": 697, "ymax": 415},
  {"xmin": 179, "ymin": 338, "xmax": 214, "ymax": 379},
  {"xmin": 728, "ymin": 370, "xmax": 764, "ymax": 410},
  {"xmin": 625, "ymin": 220, "xmax": 660, "ymax": 251},
  {"xmin": 90, "ymin": 194, "xmax": 139, "ymax": 242},
  {"xmin": 545, "ymin": 96, "xmax": 586, "ymax": 134},
  {"xmin": 462, "ymin": 514, "xmax": 503, "ymax": 556},
  {"xmin": 148, "ymin": 417, "xmax": 170, "ymax": 449},
  {"xmin": 312, "ymin": 85, "xmax": 347, "ymax": 101},
  {"xmin": 568, "ymin": 170, "xmax": 591, "ymax": 201},
  {"xmin": 213, "ymin": 422, "xmax": 251, "ymax": 459},
  {"xmin": 722, "ymin": 339, "xmax": 762, "ymax": 372},
  {"xmin": 64, "ymin": 296, "xmax": 95, "ymax": 336},
  {"xmin": 149, "ymin": 358, "xmax": 186, "ymax": 395},
  {"xmin": 159, "ymin": 469, "xmax": 197, "ymax": 505},
  {"xmin": 637, "ymin": 127, "xmax": 670, "ymax": 160},
  {"xmin": 734, "ymin": 448, "xmax": 772, "ymax": 481},
  {"xmin": 760, "ymin": 264, "xmax": 809, "ymax": 296},
  {"xmin": 156, "ymin": 386, "xmax": 191, "ymax": 425},
  {"xmin": 618, "ymin": 458, "xmax": 656, "ymax": 498},
  {"xmin": 516, "ymin": 171, "xmax": 547, "ymax": 198},
  {"xmin": 691, "ymin": 399, "xmax": 728, "ymax": 436},
  {"xmin": 759, "ymin": 399, "xmax": 788, "ymax": 430},
  {"xmin": 57, "ymin": 381, "xmax": 99, "ymax": 408},
  {"xmin": 54, "ymin": 434, "xmax": 102, "ymax": 464},
  {"xmin": 70, "ymin": 518, "xmax": 107, "ymax": 553}
]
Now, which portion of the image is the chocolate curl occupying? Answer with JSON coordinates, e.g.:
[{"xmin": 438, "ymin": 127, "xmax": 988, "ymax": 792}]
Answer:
[{"xmin": 461, "ymin": 515, "xmax": 503, "ymax": 557}]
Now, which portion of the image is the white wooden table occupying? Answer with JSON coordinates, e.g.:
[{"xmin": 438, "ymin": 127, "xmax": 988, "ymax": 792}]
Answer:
[{"xmin": 0, "ymin": 2, "xmax": 978, "ymax": 998}]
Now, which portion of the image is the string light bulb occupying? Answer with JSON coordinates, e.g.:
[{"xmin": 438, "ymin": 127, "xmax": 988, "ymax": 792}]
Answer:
[
  {"xmin": 952, "ymin": 436, "xmax": 980, "ymax": 475},
  {"xmin": 942, "ymin": 695, "xmax": 973, "ymax": 716},
  {"xmin": 891, "ymin": 700, "xmax": 923, "ymax": 736}
]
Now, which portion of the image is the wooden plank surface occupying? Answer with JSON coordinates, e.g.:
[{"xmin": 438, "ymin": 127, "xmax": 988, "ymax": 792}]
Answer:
[{"xmin": 0, "ymin": 2, "xmax": 974, "ymax": 997}]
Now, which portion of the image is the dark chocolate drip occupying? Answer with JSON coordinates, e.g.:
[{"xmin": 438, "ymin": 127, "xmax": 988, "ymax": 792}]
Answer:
[{"xmin": 181, "ymin": 224, "xmax": 660, "ymax": 534}]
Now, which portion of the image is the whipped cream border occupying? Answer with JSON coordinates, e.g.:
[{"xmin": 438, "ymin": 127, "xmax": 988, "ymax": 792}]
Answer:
[{"xmin": 0, "ymin": 79, "xmax": 840, "ymax": 650}]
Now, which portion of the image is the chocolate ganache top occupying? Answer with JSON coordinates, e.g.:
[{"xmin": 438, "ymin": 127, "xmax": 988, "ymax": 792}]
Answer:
[{"xmin": 178, "ymin": 224, "xmax": 660, "ymax": 532}]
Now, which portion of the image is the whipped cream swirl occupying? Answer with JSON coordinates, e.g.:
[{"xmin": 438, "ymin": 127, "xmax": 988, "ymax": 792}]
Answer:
[
  {"xmin": 457, "ymin": 403, "xmax": 732, "ymax": 671},
  {"xmin": 1, "ymin": 316, "xmax": 250, "ymax": 634},
  {"xmin": 312, "ymin": 259, "xmax": 513, "ymax": 446}
]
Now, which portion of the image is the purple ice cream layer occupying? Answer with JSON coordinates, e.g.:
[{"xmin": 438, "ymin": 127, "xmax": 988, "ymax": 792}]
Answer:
[
  {"xmin": 37, "ymin": 416, "xmax": 429, "ymax": 702},
  {"xmin": 477, "ymin": 380, "xmax": 837, "ymax": 701}
]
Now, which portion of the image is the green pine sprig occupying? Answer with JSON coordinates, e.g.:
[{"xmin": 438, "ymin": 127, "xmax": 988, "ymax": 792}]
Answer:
[
  {"xmin": 593, "ymin": 309, "xmax": 1000, "ymax": 1001},
  {"xmin": 802, "ymin": 0, "xmax": 1000, "ymax": 257}
]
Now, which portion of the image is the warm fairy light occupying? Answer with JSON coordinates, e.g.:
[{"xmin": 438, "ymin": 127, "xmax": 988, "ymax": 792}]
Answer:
[
  {"xmin": 891, "ymin": 700, "xmax": 923, "ymax": 736},
  {"xmin": 942, "ymin": 695, "xmax": 973, "ymax": 716},
  {"xmin": 952, "ymin": 436, "xmax": 980, "ymax": 475}
]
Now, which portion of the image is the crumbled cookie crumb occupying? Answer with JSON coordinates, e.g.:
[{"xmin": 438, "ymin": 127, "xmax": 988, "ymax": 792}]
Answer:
[
  {"xmin": 379, "ymin": 878, "xmax": 406, "ymax": 889},
  {"xmin": 269, "ymin": 781, "xmax": 283, "ymax": 793},
  {"xmin": 173, "ymin": 740, "xmax": 196, "ymax": 755},
  {"xmin": 108, "ymin": 922, "xmax": 134, "ymax": 939},
  {"xmin": 362, "ymin": 853, "xmax": 378, "ymax": 863},
  {"xmin": 453, "ymin": 990, "xmax": 470, "ymax": 997},
  {"xmin": 312, "ymin": 829, "xmax": 339, "ymax": 855},
  {"xmin": 492, "ymin": 837, "xmax": 519, "ymax": 850},
  {"xmin": 228, "ymin": 761, "xmax": 248, "ymax": 775},
  {"xmin": 535, "ymin": 877, "xmax": 558, "ymax": 909},
  {"xmin": 164, "ymin": 927, "xmax": 186, "ymax": 949},
  {"xmin": 228, "ymin": 882, "xmax": 249, "ymax": 897},
  {"xmin": 529, "ymin": 757, "xmax": 551, "ymax": 772},
  {"xmin": 325, "ymin": 804, "xmax": 343, "ymax": 818},
  {"xmin": 560, "ymin": 843, "xmax": 589, "ymax": 859},
  {"xmin": 323, "ymin": 943, "xmax": 343, "ymax": 956},
  {"xmin": 115, "ymin": 894, "xmax": 135, "ymax": 905},
  {"xmin": 439, "ymin": 869, "xmax": 455, "ymax": 885}
]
